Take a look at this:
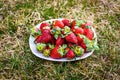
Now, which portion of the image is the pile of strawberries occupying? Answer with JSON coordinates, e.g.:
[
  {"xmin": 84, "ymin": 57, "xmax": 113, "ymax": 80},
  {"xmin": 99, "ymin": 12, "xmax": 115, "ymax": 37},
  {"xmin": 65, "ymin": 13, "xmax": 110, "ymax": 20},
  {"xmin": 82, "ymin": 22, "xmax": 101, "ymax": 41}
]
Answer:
[{"xmin": 31, "ymin": 19, "xmax": 98, "ymax": 59}]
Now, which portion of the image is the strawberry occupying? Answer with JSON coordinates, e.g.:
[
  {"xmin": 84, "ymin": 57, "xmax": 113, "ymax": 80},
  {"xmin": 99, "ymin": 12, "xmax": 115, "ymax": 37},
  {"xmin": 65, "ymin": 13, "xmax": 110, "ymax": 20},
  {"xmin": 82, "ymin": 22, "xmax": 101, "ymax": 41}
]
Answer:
[
  {"xmin": 50, "ymin": 46, "xmax": 61, "ymax": 59},
  {"xmin": 66, "ymin": 48, "xmax": 70, "ymax": 51},
  {"xmin": 35, "ymin": 35, "xmax": 42, "ymax": 43},
  {"xmin": 77, "ymin": 36, "xmax": 83, "ymax": 45},
  {"xmin": 71, "ymin": 20, "xmax": 76, "ymax": 31},
  {"xmin": 56, "ymin": 36, "xmax": 65, "ymax": 46},
  {"xmin": 50, "ymin": 35, "xmax": 56, "ymax": 44},
  {"xmin": 43, "ymin": 29, "xmax": 56, "ymax": 44},
  {"xmin": 62, "ymin": 19, "xmax": 70, "ymax": 26},
  {"xmin": 40, "ymin": 22, "xmax": 50, "ymax": 30},
  {"xmin": 84, "ymin": 28, "xmax": 93, "ymax": 40},
  {"xmin": 42, "ymin": 29, "xmax": 51, "ymax": 34},
  {"xmin": 54, "ymin": 20, "xmax": 64, "ymax": 28},
  {"xmin": 35, "ymin": 33, "xmax": 52, "ymax": 43},
  {"xmin": 66, "ymin": 49, "xmax": 75, "ymax": 59},
  {"xmin": 68, "ymin": 43, "xmax": 73, "ymax": 47},
  {"xmin": 41, "ymin": 34, "xmax": 52, "ymax": 43},
  {"xmin": 75, "ymin": 28, "xmax": 84, "ymax": 34},
  {"xmin": 81, "ymin": 22, "xmax": 91, "ymax": 29},
  {"xmin": 65, "ymin": 32, "xmax": 77, "ymax": 44}
]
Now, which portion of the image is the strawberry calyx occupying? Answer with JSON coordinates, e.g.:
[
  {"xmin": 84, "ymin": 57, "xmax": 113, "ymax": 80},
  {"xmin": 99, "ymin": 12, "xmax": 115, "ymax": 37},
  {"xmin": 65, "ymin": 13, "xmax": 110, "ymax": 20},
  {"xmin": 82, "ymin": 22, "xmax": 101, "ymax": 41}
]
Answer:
[
  {"xmin": 36, "ymin": 43, "xmax": 46, "ymax": 52},
  {"xmin": 51, "ymin": 27, "xmax": 62, "ymax": 39},
  {"xmin": 48, "ymin": 43, "xmax": 55, "ymax": 49},
  {"xmin": 31, "ymin": 27, "xmax": 41, "ymax": 37},
  {"xmin": 82, "ymin": 36, "xmax": 99, "ymax": 51},
  {"xmin": 62, "ymin": 26, "xmax": 71, "ymax": 37},
  {"xmin": 85, "ymin": 26, "xmax": 91, "ymax": 29},
  {"xmin": 82, "ymin": 22, "xmax": 91, "ymax": 29},
  {"xmin": 73, "ymin": 46, "xmax": 84, "ymax": 56},
  {"xmin": 43, "ymin": 49, "xmax": 50, "ymax": 57},
  {"xmin": 58, "ymin": 44, "xmax": 67, "ymax": 56},
  {"xmin": 75, "ymin": 18, "xmax": 85, "ymax": 27}
]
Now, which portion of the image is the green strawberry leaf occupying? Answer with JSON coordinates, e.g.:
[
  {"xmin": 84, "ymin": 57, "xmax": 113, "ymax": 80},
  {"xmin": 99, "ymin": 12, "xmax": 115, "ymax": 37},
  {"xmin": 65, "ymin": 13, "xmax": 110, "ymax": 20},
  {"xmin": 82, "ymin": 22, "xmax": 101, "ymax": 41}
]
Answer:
[
  {"xmin": 58, "ymin": 45, "xmax": 67, "ymax": 56},
  {"xmin": 86, "ymin": 26, "xmax": 91, "ymax": 28},
  {"xmin": 84, "ymin": 37, "xmax": 89, "ymax": 44},
  {"xmin": 75, "ymin": 18, "xmax": 85, "ymax": 27},
  {"xmin": 48, "ymin": 44, "xmax": 55, "ymax": 49},
  {"xmin": 79, "ymin": 20, "xmax": 85, "ymax": 25},
  {"xmin": 94, "ymin": 45, "xmax": 99, "ymax": 50},
  {"xmin": 93, "ymin": 42, "xmax": 99, "ymax": 50},
  {"xmin": 61, "ymin": 34, "xmax": 65, "ymax": 38},
  {"xmin": 86, "ymin": 44, "xmax": 93, "ymax": 51},
  {"xmin": 31, "ymin": 27, "xmax": 41, "ymax": 36},
  {"xmin": 64, "ymin": 49, "xmax": 68, "ymax": 54},
  {"xmin": 62, "ymin": 44, "xmax": 67, "ymax": 49},
  {"xmin": 37, "ymin": 30, "xmax": 41, "ymax": 35},
  {"xmin": 54, "ymin": 35, "xmax": 58, "ymax": 39},
  {"xmin": 63, "ymin": 26, "xmax": 71, "ymax": 35},
  {"xmin": 80, "ymin": 34, "xmax": 85, "ymax": 38},
  {"xmin": 64, "ymin": 31, "xmax": 72, "ymax": 37},
  {"xmin": 51, "ymin": 29, "xmax": 56, "ymax": 34},
  {"xmin": 58, "ymin": 47, "xmax": 64, "ymax": 56}
]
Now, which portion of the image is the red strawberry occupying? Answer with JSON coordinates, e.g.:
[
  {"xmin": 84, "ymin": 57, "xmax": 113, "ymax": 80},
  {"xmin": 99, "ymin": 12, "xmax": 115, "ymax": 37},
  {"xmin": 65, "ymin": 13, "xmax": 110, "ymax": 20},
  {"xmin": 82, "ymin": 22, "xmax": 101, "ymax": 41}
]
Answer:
[
  {"xmin": 71, "ymin": 20, "xmax": 76, "ymax": 31},
  {"xmin": 81, "ymin": 22, "xmax": 91, "ymax": 28},
  {"xmin": 62, "ymin": 19, "xmax": 70, "ymax": 26},
  {"xmin": 68, "ymin": 43, "xmax": 73, "ymax": 47},
  {"xmin": 42, "ymin": 29, "xmax": 50, "ymax": 34},
  {"xmin": 35, "ymin": 30, "xmax": 52, "ymax": 43},
  {"xmin": 75, "ymin": 28, "xmax": 84, "ymax": 34},
  {"xmin": 40, "ymin": 22, "xmax": 50, "ymax": 30},
  {"xmin": 80, "ymin": 42, "xmax": 87, "ymax": 52},
  {"xmin": 50, "ymin": 46, "xmax": 61, "ymax": 59},
  {"xmin": 84, "ymin": 28, "xmax": 93, "ymax": 40},
  {"xmin": 35, "ymin": 34, "xmax": 52, "ymax": 43},
  {"xmin": 54, "ymin": 20, "xmax": 64, "ymax": 28},
  {"xmin": 44, "ymin": 46, "xmax": 50, "ymax": 50},
  {"xmin": 77, "ymin": 36, "xmax": 83, "ymax": 45},
  {"xmin": 65, "ymin": 32, "xmax": 77, "ymax": 44},
  {"xmin": 66, "ymin": 49, "xmax": 75, "ymax": 59},
  {"xmin": 51, "ymin": 35, "xmax": 55, "ymax": 44},
  {"xmin": 66, "ymin": 48, "xmax": 70, "ymax": 51},
  {"xmin": 35, "ymin": 35, "xmax": 42, "ymax": 43},
  {"xmin": 56, "ymin": 36, "xmax": 65, "ymax": 46}
]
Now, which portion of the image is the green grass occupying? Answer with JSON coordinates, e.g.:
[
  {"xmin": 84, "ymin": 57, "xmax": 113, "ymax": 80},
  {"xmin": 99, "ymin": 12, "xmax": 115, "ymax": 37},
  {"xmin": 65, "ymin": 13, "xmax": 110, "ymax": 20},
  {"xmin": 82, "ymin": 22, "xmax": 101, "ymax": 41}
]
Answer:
[{"xmin": 0, "ymin": 0, "xmax": 120, "ymax": 80}]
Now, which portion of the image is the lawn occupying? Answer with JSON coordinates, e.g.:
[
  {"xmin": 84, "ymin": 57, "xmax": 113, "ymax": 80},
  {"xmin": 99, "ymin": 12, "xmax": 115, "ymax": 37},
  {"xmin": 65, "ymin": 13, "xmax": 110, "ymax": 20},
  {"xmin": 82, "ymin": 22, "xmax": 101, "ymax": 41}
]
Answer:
[{"xmin": 0, "ymin": 0, "xmax": 120, "ymax": 80}]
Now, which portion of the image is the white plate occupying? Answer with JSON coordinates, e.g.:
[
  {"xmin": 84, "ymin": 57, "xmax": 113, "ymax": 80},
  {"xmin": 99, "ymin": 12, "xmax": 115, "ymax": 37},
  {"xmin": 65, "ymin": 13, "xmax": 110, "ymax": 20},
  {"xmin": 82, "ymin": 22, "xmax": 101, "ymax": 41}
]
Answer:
[{"xmin": 29, "ymin": 18, "xmax": 97, "ymax": 62}]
